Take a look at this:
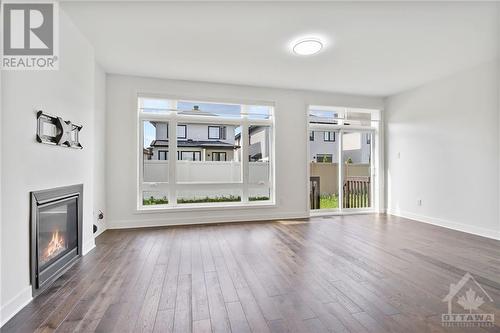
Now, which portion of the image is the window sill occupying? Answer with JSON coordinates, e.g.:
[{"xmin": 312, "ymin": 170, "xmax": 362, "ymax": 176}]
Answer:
[{"xmin": 135, "ymin": 201, "xmax": 276, "ymax": 214}]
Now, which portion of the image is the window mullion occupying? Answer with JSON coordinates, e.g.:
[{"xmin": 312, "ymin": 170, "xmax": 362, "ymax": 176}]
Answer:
[
  {"xmin": 169, "ymin": 101, "xmax": 178, "ymax": 206},
  {"xmin": 138, "ymin": 118, "xmax": 145, "ymax": 208},
  {"xmin": 241, "ymin": 118, "xmax": 249, "ymax": 203},
  {"xmin": 338, "ymin": 130, "xmax": 344, "ymax": 210}
]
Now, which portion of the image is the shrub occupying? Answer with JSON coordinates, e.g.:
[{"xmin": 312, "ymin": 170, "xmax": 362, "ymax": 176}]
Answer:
[
  {"xmin": 143, "ymin": 196, "xmax": 168, "ymax": 205},
  {"xmin": 144, "ymin": 195, "xmax": 270, "ymax": 205},
  {"xmin": 249, "ymin": 196, "xmax": 270, "ymax": 201},
  {"xmin": 177, "ymin": 195, "xmax": 241, "ymax": 204}
]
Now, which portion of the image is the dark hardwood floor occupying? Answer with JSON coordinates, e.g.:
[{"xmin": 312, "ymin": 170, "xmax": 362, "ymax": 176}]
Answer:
[{"xmin": 2, "ymin": 214, "xmax": 500, "ymax": 333}]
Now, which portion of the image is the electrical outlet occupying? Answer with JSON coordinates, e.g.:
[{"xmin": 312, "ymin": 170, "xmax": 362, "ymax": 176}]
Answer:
[
  {"xmin": 417, "ymin": 199, "xmax": 422, "ymax": 206},
  {"xmin": 397, "ymin": 152, "xmax": 401, "ymax": 159}
]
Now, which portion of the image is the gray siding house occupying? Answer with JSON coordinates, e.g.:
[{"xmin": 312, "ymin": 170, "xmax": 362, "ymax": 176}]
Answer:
[
  {"xmin": 309, "ymin": 131, "xmax": 371, "ymax": 164},
  {"xmin": 145, "ymin": 106, "xmax": 241, "ymax": 161}
]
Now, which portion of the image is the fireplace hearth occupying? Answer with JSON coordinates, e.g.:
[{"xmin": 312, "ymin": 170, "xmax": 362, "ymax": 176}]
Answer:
[{"xmin": 30, "ymin": 184, "xmax": 83, "ymax": 296}]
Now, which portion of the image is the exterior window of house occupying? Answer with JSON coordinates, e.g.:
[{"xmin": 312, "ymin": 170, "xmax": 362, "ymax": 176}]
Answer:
[
  {"xmin": 158, "ymin": 150, "xmax": 168, "ymax": 160},
  {"xmin": 324, "ymin": 131, "xmax": 335, "ymax": 142},
  {"xmin": 138, "ymin": 97, "xmax": 274, "ymax": 208},
  {"xmin": 208, "ymin": 126, "xmax": 226, "ymax": 140},
  {"xmin": 309, "ymin": 131, "xmax": 314, "ymax": 141},
  {"xmin": 212, "ymin": 152, "xmax": 227, "ymax": 161},
  {"xmin": 178, "ymin": 151, "xmax": 201, "ymax": 161},
  {"xmin": 177, "ymin": 125, "xmax": 187, "ymax": 139},
  {"xmin": 316, "ymin": 154, "xmax": 333, "ymax": 163}
]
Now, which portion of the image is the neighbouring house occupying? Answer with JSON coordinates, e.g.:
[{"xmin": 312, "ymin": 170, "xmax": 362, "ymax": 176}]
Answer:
[
  {"xmin": 235, "ymin": 125, "xmax": 272, "ymax": 162},
  {"xmin": 309, "ymin": 130, "xmax": 371, "ymax": 164},
  {"xmin": 309, "ymin": 111, "xmax": 372, "ymax": 164},
  {"xmin": 147, "ymin": 106, "xmax": 241, "ymax": 161}
]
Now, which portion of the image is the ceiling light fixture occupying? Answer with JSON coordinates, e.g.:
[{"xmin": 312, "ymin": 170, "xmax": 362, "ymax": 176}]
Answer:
[{"xmin": 292, "ymin": 38, "xmax": 324, "ymax": 56}]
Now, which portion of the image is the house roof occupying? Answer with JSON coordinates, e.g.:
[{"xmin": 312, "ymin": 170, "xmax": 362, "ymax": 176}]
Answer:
[{"xmin": 150, "ymin": 139, "xmax": 239, "ymax": 150}]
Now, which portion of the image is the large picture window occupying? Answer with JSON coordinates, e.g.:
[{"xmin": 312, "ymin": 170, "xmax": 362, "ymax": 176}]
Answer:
[{"xmin": 138, "ymin": 97, "xmax": 274, "ymax": 209}]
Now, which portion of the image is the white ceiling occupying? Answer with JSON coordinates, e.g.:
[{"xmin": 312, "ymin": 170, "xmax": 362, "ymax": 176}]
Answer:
[{"xmin": 62, "ymin": 1, "xmax": 498, "ymax": 96}]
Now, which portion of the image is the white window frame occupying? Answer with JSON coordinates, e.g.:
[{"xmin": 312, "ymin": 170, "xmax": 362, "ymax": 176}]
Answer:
[
  {"xmin": 208, "ymin": 125, "xmax": 221, "ymax": 139},
  {"xmin": 137, "ymin": 94, "xmax": 275, "ymax": 211},
  {"xmin": 307, "ymin": 105, "xmax": 381, "ymax": 215}
]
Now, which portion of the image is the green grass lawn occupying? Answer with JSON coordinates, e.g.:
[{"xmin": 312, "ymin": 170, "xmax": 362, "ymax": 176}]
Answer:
[
  {"xmin": 178, "ymin": 195, "xmax": 241, "ymax": 204},
  {"xmin": 143, "ymin": 195, "xmax": 270, "ymax": 205},
  {"xmin": 143, "ymin": 196, "xmax": 168, "ymax": 205},
  {"xmin": 319, "ymin": 194, "xmax": 338, "ymax": 209},
  {"xmin": 317, "ymin": 193, "xmax": 370, "ymax": 209}
]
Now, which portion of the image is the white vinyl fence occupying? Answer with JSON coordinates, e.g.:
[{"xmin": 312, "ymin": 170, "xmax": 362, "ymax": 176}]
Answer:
[{"xmin": 143, "ymin": 161, "xmax": 270, "ymax": 200}]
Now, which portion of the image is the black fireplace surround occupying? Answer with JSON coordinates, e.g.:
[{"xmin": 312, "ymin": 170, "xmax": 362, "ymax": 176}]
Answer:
[{"xmin": 30, "ymin": 184, "xmax": 83, "ymax": 296}]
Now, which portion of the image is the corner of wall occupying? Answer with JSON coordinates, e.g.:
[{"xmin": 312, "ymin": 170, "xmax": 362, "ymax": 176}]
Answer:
[
  {"xmin": 384, "ymin": 61, "xmax": 500, "ymax": 238},
  {"xmin": 0, "ymin": 57, "xmax": 4, "ymax": 327},
  {"xmin": 497, "ymin": 2, "xmax": 500, "ymax": 236},
  {"xmin": 93, "ymin": 63, "xmax": 108, "ymax": 238}
]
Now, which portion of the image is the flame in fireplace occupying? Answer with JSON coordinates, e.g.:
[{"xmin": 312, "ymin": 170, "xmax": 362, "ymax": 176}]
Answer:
[{"xmin": 43, "ymin": 230, "xmax": 65, "ymax": 261}]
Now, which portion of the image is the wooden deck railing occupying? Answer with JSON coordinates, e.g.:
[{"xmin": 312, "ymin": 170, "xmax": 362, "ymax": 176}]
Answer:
[{"xmin": 343, "ymin": 176, "xmax": 370, "ymax": 208}]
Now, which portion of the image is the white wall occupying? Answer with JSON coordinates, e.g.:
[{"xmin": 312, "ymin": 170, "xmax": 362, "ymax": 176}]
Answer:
[
  {"xmin": 497, "ymin": 5, "xmax": 500, "ymax": 238},
  {"xmin": 93, "ymin": 64, "xmax": 107, "ymax": 235},
  {"xmin": 385, "ymin": 60, "xmax": 500, "ymax": 239},
  {"xmin": 106, "ymin": 74, "xmax": 384, "ymax": 228},
  {"xmin": 0, "ymin": 57, "xmax": 3, "ymax": 331},
  {"xmin": 0, "ymin": 9, "xmax": 105, "ymax": 325}
]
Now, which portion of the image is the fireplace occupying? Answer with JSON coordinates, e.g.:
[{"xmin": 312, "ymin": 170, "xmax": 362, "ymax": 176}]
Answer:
[{"xmin": 30, "ymin": 184, "xmax": 83, "ymax": 296}]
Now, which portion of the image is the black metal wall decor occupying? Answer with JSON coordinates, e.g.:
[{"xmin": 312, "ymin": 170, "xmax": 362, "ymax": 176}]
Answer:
[{"xmin": 36, "ymin": 111, "xmax": 83, "ymax": 149}]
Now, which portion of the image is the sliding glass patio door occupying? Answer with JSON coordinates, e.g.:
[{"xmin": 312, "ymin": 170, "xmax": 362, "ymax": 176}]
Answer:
[{"xmin": 308, "ymin": 106, "xmax": 379, "ymax": 214}]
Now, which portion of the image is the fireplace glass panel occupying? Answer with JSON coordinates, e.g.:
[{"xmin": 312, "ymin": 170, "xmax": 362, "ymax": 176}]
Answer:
[{"xmin": 38, "ymin": 197, "xmax": 78, "ymax": 270}]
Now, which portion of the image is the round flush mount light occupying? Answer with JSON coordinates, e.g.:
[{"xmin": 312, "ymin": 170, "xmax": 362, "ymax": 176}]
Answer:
[{"xmin": 292, "ymin": 38, "xmax": 324, "ymax": 56}]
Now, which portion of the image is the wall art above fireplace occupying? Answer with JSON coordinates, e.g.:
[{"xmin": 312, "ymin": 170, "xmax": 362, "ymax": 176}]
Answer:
[{"xmin": 36, "ymin": 111, "xmax": 83, "ymax": 149}]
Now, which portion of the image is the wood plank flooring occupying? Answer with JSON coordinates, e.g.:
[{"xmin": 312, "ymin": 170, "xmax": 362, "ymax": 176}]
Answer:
[{"xmin": 2, "ymin": 214, "xmax": 500, "ymax": 333}]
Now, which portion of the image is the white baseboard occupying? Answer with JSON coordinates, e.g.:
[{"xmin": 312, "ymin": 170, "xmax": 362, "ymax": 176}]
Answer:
[
  {"xmin": 107, "ymin": 211, "xmax": 309, "ymax": 229},
  {"xmin": 387, "ymin": 209, "xmax": 500, "ymax": 241},
  {"xmin": 0, "ymin": 286, "xmax": 32, "ymax": 327},
  {"xmin": 1, "ymin": 240, "xmax": 97, "ymax": 328},
  {"xmin": 83, "ymin": 239, "xmax": 96, "ymax": 255},
  {"xmin": 94, "ymin": 220, "xmax": 107, "ymax": 238}
]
